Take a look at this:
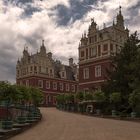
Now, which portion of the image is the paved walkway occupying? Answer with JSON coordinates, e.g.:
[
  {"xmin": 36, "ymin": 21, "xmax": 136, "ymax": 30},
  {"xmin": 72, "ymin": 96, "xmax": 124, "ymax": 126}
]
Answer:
[{"xmin": 10, "ymin": 108, "xmax": 140, "ymax": 140}]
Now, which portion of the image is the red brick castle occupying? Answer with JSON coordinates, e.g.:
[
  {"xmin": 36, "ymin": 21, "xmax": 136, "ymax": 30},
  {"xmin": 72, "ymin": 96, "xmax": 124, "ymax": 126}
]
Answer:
[
  {"xmin": 16, "ymin": 41, "xmax": 78, "ymax": 106},
  {"xmin": 16, "ymin": 7, "xmax": 130, "ymax": 106},
  {"xmin": 78, "ymin": 6, "xmax": 129, "ymax": 92}
]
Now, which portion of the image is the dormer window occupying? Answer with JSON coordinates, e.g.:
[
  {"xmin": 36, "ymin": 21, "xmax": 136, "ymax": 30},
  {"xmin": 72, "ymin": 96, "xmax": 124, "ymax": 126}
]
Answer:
[
  {"xmin": 61, "ymin": 71, "xmax": 65, "ymax": 78},
  {"xmin": 49, "ymin": 69, "xmax": 53, "ymax": 77}
]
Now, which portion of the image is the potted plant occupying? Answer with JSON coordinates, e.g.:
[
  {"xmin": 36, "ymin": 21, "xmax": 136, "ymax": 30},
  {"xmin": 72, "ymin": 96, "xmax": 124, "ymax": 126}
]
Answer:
[
  {"xmin": 129, "ymin": 91, "xmax": 140, "ymax": 118},
  {"xmin": 93, "ymin": 91, "xmax": 106, "ymax": 115},
  {"xmin": 110, "ymin": 92, "xmax": 121, "ymax": 117},
  {"xmin": 75, "ymin": 92, "xmax": 84, "ymax": 112}
]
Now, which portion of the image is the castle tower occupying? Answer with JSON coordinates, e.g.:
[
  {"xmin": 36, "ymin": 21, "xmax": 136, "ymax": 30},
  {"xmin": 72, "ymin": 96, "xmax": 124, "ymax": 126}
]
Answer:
[{"xmin": 78, "ymin": 6, "xmax": 129, "ymax": 92}]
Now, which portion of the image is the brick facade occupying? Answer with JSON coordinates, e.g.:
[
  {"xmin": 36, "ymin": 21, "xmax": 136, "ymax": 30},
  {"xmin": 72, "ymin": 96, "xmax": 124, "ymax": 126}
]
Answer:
[
  {"xmin": 78, "ymin": 7, "xmax": 129, "ymax": 92},
  {"xmin": 16, "ymin": 41, "xmax": 78, "ymax": 106}
]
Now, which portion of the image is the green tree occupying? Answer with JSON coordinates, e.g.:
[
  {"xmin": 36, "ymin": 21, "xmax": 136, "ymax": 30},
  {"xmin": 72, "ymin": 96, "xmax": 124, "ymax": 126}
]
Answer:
[
  {"xmin": 93, "ymin": 91, "xmax": 106, "ymax": 103},
  {"xmin": 103, "ymin": 32, "xmax": 140, "ymax": 106},
  {"xmin": 56, "ymin": 94, "xmax": 65, "ymax": 104},
  {"xmin": 129, "ymin": 91, "xmax": 140, "ymax": 112},
  {"xmin": 75, "ymin": 92, "xmax": 84, "ymax": 102},
  {"xmin": 29, "ymin": 87, "xmax": 44, "ymax": 106},
  {"xmin": 64, "ymin": 94, "xmax": 74, "ymax": 103},
  {"xmin": 0, "ymin": 81, "xmax": 10, "ymax": 101},
  {"xmin": 16, "ymin": 85, "xmax": 31, "ymax": 104},
  {"xmin": 84, "ymin": 93, "xmax": 93, "ymax": 101},
  {"xmin": 110, "ymin": 92, "xmax": 121, "ymax": 110}
]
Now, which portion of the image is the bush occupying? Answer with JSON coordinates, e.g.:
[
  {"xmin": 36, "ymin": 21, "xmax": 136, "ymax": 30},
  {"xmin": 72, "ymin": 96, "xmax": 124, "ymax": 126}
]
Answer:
[{"xmin": 129, "ymin": 91, "xmax": 140, "ymax": 112}]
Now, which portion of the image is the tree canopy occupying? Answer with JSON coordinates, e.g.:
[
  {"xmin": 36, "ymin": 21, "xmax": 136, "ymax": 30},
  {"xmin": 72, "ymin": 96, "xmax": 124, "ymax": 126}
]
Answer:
[{"xmin": 103, "ymin": 32, "xmax": 140, "ymax": 96}]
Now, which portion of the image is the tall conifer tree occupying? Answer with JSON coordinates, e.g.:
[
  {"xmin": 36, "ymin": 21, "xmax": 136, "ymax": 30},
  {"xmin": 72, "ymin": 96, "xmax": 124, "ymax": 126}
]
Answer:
[{"xmin": 103, "ymin": 32, "xmax": 140, "ymax": 104}]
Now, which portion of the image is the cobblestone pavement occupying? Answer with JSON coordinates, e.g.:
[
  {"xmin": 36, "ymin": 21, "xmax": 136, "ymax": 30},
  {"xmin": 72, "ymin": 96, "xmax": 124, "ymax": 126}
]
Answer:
[{"xmin": 9, "ymin": 108, "xmax": 140, "ymax": 140}]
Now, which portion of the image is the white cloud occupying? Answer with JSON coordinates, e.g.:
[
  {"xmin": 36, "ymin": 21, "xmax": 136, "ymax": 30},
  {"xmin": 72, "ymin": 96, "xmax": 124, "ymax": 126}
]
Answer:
[
  {"xmin": 34, "ymin": 0, "xmax": 70, "ymax": 10},
  {"xmin": 0, "ymin": 0, "xmax": 139, "ymax": 83}
]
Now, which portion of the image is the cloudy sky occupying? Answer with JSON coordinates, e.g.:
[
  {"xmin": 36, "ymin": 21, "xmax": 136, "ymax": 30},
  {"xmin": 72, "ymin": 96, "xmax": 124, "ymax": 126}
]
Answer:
[{"xmin": 0, "ymin": 0, "xmax": 140, "ymax": 83}]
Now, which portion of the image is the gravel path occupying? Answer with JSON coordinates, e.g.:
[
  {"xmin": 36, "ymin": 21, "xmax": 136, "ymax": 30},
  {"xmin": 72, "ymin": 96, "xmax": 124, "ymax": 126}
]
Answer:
[{"xmin": 9, "ymin": 108, "xmax": 140, "ymax": 140}]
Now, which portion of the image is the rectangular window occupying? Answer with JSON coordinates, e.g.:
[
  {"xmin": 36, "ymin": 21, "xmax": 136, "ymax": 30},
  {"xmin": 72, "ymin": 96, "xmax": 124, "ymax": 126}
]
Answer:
[
  {"xmin": 48, "ymin": 95, "xmax": 51, "ymax": 102},
  {"xmin": 110, "ymin": 44, "xmax": 113, "ymax": 51},
  {"xmin": 83, "ymin": 68, "xmax": 89, "ymax": 79},
  {"xmin": 50, "ymin": 69, "xmax": 52, "ymax": 74},
  {"xmin": 90, "ymin": 46, "xmax": 97, "ymax": 57},
  {"xmin": 50, "ymin": 69, "xmax": 53, "ymax": 77},
  {"xmin": 71, "ymin": 85, "xmax": 75, "ymax": 92},
  {"xmin": 95, "ymin": 35, "xmax": 97, "ymax": 42},
  {"xmin": 38, "ymin": 80, "xmax": 43, "ymax": 88},
  {"xmin": 46, "ymin": 81, "xmax": 50, "ymax": 89},
  {"xmin": 39, "ymin": 66, "xmax": 41, "ymax": 73},
  {"xmin": 98, "ymin": 45, "xmax": 101, "ymax": 56},
  {"xmin": 34, "ymin": 66, "xmax": 37, "ymax": 74},
  {"xmin": 46, "ymin": 67, "xmax": 48, "ymax": 74},
  {"xmin": 34, "ymin": 66, "xmax": 37, "ymax": 71},
  {"xmin": 53, "ymin": 82, "xmax": 57, "ymax": 90},
  {"xmin": 59, "ymin": 83, "xmax": 63, "ymax": 91},
  {"xmin": 30, "ymin": 66, "xmax": 33, "ymax": 71},
  {"xmin": 66, "ymin": 84, "xmax": 70, "ymax": 92},
  {"xmin": 26, "ymin": 80, "xmax": 29, "ymax": 86},
  {"xmin": 27, "ymin": 68, "xmax": 28, "ymax": 74},
  {"xmin": 103, "ymin": 44, "xmax": 108, "ymax": 52},
  {"xmin": 86, "ymin": 48, "xmax": 88, "ymax": 59},
  {"xmin": 17, "ymin": 70, "xmax": 19, "ymax": 76},
  {"xmin": 89, "ymin": 37, "xmax": 94, "ymax": 43},
  {"xmin": 81, "ymin": 51, "xmax": 85, "ymax": 57},
  {"xmin": 95, "ymin": 65, "xmax": 101, "ymax": 77},
  {"xmin": 62, "ymin": 72, "xmax": 65, "ymax": 78}
]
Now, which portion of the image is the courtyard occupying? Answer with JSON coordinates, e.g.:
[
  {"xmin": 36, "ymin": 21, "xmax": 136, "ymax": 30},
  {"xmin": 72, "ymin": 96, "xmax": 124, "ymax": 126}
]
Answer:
[{"xmin": 9, "ymin": 108, "xmax": 140, "ymax": 140}]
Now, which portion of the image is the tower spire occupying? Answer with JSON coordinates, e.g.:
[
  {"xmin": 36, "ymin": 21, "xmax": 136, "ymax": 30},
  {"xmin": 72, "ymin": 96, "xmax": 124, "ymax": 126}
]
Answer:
[
  {"xmin": 116, "ymin": 5, "xmax": 124, "ymax": 29},
  {"xmin": 119, "ymin": 5, "xmax": 122, "ymax": 14}
]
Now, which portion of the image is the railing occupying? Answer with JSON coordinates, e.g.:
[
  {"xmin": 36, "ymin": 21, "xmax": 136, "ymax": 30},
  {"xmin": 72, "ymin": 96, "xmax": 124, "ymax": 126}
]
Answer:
[{"xmin": 0, "ymin": 101, "xmax": 42, "ymax": 130}]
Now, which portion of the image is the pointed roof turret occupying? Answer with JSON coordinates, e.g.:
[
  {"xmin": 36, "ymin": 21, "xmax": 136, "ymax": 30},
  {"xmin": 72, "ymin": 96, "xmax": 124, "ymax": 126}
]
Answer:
[
  {"xmin": 116, "ymin": 5, "xmax": 124, "ymax": 28},
  {"xmin": 40, "ymin": 39, "xmax": 46, "ymax": 55},
  {"xmin": 23, "ymin": 45, "xmax": 29, "ymax": 57},
  {"xmin": 88, "ymin": 18, "xmax": 97, "ymax": 34},
  {"xmin": 91, "ymin": 18, "xmax": 97, "ymax": 29}
]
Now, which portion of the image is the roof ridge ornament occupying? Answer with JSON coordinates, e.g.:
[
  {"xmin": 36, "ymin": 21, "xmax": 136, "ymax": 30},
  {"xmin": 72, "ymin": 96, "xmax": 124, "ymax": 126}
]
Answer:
[{"xmin": 42, "ymin": 39, "xmax": 45, "ymax": 46}]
